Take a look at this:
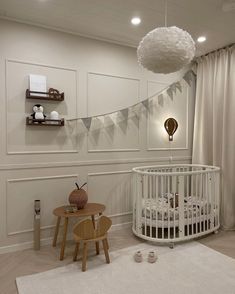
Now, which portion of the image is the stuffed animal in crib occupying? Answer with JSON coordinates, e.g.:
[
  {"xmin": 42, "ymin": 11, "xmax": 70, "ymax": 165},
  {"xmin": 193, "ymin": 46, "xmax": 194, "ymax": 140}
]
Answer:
[{"xmin": 31, "ymin": 104, "xmax": 46, "ymax": 121}]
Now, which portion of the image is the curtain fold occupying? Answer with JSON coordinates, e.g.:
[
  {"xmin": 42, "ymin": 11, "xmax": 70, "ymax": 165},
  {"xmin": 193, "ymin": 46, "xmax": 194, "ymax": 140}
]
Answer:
[{"xmin": 192, "ymin": 45, "xmax": 235, "ymax": 230}]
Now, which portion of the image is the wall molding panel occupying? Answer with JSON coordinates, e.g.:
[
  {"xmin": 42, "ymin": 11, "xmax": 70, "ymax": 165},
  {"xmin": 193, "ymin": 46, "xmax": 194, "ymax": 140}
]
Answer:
[
  {"xmin": 88, "ymin": 148, "xmax": 140, "ymax": 153},
  {"xmin": 0, "ymin": 156, "xmax": 192, "ymax": 171},
  {"xmin": 87, "ymin": 170, "xmax": 133, "ymax": 224},
  {"xmin": 147, "ymin": 80, "xmax": 168, "ymax": 99},
  {"xmin": 5, "ymin": 58, "xmax": 79, "ymax": 155},
  {"xmin": 87, "ymin": 71, "xmax": 140, "ymax": 152},
  {"xmin": 88, "ymin": 170, "xmax": 132, "ymax": 177},
  {"xmin": 6, "ymin": 58, "xmax": 78, "ymax": 71},
  {"xmin": 6, "ymin": 174, "xmax": 78, "ymax": 236},
  {"xmin": 147, "ymin": 85, "xmax": 190, "ymax": 151}
]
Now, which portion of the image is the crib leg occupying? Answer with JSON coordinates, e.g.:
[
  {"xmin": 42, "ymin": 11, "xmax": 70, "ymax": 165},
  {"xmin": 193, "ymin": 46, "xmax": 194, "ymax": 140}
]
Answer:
[
  {"xmin": 169, "ymin": 242, "xmax": 174, "ymax": 249},
  {"xmin": 213, "ymin": 230, "xmax": 219, "ymax": 234}
]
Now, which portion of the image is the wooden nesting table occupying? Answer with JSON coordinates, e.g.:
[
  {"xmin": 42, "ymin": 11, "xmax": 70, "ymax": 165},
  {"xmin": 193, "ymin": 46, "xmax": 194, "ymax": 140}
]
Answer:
[{"xmin": 52, "ymin": 203, "xmax": 105, "ymax": 260}]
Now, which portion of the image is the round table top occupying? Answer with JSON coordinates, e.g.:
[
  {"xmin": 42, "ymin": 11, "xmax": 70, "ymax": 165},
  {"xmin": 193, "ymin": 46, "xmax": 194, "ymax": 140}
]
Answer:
[{"xmin": 53, "ymin": 203, "xmax": 106, "ymax": 218}]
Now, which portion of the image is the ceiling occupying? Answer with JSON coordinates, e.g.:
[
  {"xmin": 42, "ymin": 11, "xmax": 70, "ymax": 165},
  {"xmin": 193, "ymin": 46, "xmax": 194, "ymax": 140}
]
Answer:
[{"xmin": 0, "ymin": 0, "xmax": 234, "ymax": 55}]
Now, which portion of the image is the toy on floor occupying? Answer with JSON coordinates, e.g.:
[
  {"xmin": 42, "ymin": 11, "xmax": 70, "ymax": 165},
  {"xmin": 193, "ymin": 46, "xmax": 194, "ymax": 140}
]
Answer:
[
  {"xmin": 148, "ymin": 251, "xmax": 158, "ymax": 263},
  {"xmin": 134, "ymin": 250, "xmax": 158, "ymax": 263},
  {"xmin": 134, "ymin": 251, "xmax": 143, "ymax": 263}
]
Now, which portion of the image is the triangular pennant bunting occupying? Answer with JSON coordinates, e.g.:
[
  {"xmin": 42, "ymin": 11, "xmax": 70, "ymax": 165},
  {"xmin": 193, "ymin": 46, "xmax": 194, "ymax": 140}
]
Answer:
[
  {"xmin": 66, "ymin": 70, "xmax": 193, "ymax": 128},
  {"xmin": 167, "ymin": 87, "xmax": 173, "ymax": 100},
  {"xmin": 120, "ymin": 108, "xmax": 129, "ymax": 119},
  {"xmin": 171, "ymin": 83, "xmax": 177, "ymax": 93},
  {"xmin": 132, "ymin": 104, "xmax": 141, "ymax": 119},
  {"xmin": 104, "ymin": 115, "xmax": 115, "ymax": 126},
  {"xmin": 81, "ymin": 117, "xmax": 92, "ymax": 130},
  {"xmin": 175, "ymin": 81, "xmax": 182, "ymax": 92},
  {"xmin": 183, "ymin": 71, "xmax": 193, "ymax": 85},
  {"xmin": 142, "ymin": 99, "xmax": 149, "ymax": 109},
  {"xmin": 157, "ymin": 94, "xmax": 164, "ymax": 106}
]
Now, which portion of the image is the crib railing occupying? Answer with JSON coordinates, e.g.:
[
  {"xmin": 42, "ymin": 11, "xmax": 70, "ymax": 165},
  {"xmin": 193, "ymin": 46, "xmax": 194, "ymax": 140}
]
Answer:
[{"xmin": 132, "ymin": 164, "xmax": 220, "ymax": 244}]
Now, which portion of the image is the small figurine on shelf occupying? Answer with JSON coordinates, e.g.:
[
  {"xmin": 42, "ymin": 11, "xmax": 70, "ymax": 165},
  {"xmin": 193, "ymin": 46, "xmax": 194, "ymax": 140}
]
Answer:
[
  {"xmin": 50, "ymin": 111, "xmax": 59, "ymax": 120},
  {"xmin": 31, "ymin": 104, "xmax": 46, "ymax": 123},
  {"xmin": 49, "ymin": 88, "xmax": 60, "ymax": 99}
]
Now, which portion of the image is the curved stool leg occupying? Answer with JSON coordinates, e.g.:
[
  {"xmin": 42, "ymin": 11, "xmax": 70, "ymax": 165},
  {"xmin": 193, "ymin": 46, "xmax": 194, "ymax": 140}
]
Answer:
[
  {"xmin": 102, "ymin": 238, "xmax": 110, "ymax": 264},
  {"xmin": 60, "ymin": 217, "xmax": 68, "ymax": 260},
  {"xmin": 105, "ymin": 238, "xmax": 109, "ymax": 250},
  {"xmin": 91, "ymin": 215, "xmax": 100, "ymax": 255},
  {"xmin": 82, "ymin": 242, "xmax": 88, "ymax": 272},
  {"xmin": 53, "ymin": 216, "xmax": 61, "ymax": 247},
  {"xmin": 73, "ymin": 242, "xmax": 80, "ymax": 261}
]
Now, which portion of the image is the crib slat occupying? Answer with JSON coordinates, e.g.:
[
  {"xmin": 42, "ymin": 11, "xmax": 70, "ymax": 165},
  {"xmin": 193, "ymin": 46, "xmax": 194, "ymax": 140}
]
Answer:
[
  {"xmin": 149, "ymin": 175, "xmax": 153, "ymax": 238},
  {"xmin": 143, "ymin": 175, "xmax": 147, "ymax": 237},
  {"xmin": 136, "ymin": 174, "xmax": 142, "ymax": 235},
  {"xmin": 216, "ymin": 172, "xmax": 220, "ymax": 227},
  {"xmin": 132, "ymin": 174, "xmax": 136, "ymax": 232},
  {"xmin": 200, "ymin": 173, "xmax": 203, "ymax": 233},
  {"xmin": 155, "ymin": 175, "xmax": 158, "ymax": 239},
  {"xmin": 209, "ymin": 172, "xmax": 214, "ymax": 230},
  {"xmin": 178, "ymin": 175, "xmax": 184, "ymax": 238},
  {"xmin": 191, "ymin": 174, "xmax": 194, "ymax": 235},
  {"xmin": 172, "ymin": 174, "xmax": 176, "ymax": 239},
  {"xmin": 206, "ymin": 173, "xmax": 210, "ymax": 231},
  {"xmin": 161, "ymin": 175, "xmax": 164, "ymax": 239},
  {"xmin": 186, "ymin": 174, "xmax": 190, "ymax": 236},
  {"xmin": 203, "ymin": 173, "xmax": 206, "ymax": 232},
  {"xmin": 167, "ymin": 175, "xmax": 170, "ymax": 239},
  {"xmin": 195, "ymin": 174, "xmax": 198, "ymax": 234}
]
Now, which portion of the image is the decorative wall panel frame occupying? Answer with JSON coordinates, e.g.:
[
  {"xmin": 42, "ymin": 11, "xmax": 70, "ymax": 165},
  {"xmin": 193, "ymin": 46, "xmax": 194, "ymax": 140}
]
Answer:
[
  {"xmin": 147, "ymin": 80, "xmax": 168, "ymax": 98},
  {"xmin": 87, "ymin": 71, "xmax": 141, "ymax": 152},
  {"xmin": 5, "ymin": 58, "xmax": 79, "ymax": 155},
  {"xmin": 87, "ymin": 170, "xmax": 133, "ymax": 218},
  {"xmin": 6, "ymin": 174, "xmax": 78, "ymax": 235},
  {"xmin": 0, "ymin": 156, "xmax": 192, "ymax": 170},
  {"xmin": 147, "ymin": 85, "xmax": 189, "ymax": 151}
]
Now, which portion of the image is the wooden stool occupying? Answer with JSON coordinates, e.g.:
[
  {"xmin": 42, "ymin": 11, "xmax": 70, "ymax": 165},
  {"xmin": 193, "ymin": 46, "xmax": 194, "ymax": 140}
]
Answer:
[{"xmin": 73, "ymin": 216, "xmax": 112, "ymax": 271}]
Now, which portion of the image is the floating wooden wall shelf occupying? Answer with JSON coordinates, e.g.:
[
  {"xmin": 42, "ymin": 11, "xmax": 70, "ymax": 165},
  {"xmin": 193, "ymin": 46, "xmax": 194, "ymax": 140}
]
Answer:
[
  {"xmin": 26, "ymin": 117, "xmax": 64, "ymax": 126},
  {"xmin": 26, "ymin": 89, "xmax": 64, "ymax": 101}
]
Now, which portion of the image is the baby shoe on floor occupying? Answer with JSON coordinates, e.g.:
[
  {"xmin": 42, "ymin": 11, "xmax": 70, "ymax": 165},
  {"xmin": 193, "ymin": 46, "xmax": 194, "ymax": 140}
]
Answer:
[
  {"xmin": 148, "ymin": 251, "xmax": 158, "ymax": 263},
  {"xmin": 134, "ymin": 251, "xmax": 143, "ymax": 263}
]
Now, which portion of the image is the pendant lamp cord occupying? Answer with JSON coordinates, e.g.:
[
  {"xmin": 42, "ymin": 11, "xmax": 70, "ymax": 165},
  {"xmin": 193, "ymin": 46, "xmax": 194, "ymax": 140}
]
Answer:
[{"xmin": 164, "ymin": 0, "xmax": 168, "ymax": 27}]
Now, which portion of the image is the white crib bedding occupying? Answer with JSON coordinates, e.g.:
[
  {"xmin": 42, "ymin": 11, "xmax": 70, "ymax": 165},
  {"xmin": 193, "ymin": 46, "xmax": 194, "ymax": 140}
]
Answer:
[{"xmin": 142, "ymin": 195, "xmax": 211, "ymax": 221}]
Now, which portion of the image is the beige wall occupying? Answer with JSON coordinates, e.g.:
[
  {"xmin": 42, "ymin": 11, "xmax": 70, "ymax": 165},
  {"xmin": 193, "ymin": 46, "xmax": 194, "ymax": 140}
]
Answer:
[{"xmin": 0, "ymin": 20, "xmax": 195, "ymax": 253}]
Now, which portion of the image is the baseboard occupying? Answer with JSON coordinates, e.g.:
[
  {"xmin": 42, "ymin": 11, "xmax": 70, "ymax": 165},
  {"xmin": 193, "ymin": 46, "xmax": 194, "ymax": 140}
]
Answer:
[
  {"xmin": 0, "ymin": 222, "xmax": 133, "ymax": 254},
  {"xmin": 110, "ymin": 222, "xmax": 132, "ymax": 232},
  {"xmin": 0, "ymin": 237, "xmax": 53, "ymax": 255}
]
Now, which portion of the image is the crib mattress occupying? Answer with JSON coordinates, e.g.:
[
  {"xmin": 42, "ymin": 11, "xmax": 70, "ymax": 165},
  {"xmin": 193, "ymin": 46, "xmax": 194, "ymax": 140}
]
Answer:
[{"xmin": 142, "ymin": 195, "xmax": 211, "ymax": 222}]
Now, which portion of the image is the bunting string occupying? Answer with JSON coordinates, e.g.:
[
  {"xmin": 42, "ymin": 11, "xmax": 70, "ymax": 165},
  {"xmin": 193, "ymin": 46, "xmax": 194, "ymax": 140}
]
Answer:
[{"xmin": 67, "ymin": 70, "xmax": 195, "ymax": 130}]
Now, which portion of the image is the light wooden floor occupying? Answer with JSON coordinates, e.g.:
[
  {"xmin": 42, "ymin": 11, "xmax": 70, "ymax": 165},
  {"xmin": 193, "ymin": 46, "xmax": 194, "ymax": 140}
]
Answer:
[{"xmin": 0, "ymin": 228, "xmax": 234, "ymax": 294}]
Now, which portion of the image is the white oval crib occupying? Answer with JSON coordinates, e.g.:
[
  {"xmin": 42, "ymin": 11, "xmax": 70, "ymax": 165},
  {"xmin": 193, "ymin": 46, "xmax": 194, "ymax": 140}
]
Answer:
[{"xmin": 132, "ymin": 164, "xmax": 220, "ymax": 245}]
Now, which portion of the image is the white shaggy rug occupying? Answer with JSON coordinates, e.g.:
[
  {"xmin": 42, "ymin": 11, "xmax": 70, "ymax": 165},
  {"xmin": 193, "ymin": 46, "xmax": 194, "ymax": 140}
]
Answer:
[{"xmin": 16, "ymin": 242, "xmax": 235, "ymax": 294}]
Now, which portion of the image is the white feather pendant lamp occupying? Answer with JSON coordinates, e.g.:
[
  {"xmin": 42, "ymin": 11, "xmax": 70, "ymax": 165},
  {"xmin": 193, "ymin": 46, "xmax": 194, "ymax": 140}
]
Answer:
[{"xmin": 137, "ymin": 26, "xmax": 195, "ymax": 74}]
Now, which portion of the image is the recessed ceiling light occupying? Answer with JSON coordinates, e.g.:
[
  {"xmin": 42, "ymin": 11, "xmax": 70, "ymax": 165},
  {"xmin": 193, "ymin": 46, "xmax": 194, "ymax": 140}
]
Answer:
[
  {"xmin": 131, "ymin": 17, "xmax": 141, "ymax": 25},
  {"xmin": 197, "ymin": 36, "xmax": 206, "ymax": 43}
]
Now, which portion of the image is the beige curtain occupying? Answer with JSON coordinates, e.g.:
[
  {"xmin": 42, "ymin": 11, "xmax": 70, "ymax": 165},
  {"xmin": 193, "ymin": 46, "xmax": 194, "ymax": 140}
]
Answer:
[{"xmin": 192, "ymin": 45, "xmax": 235, "ymax": 230}]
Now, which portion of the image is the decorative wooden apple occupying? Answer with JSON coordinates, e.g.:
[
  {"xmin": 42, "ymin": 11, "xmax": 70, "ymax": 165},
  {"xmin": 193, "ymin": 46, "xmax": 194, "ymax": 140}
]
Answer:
[{"xmin": 69, "ymin": 182, "xmax": 88, "ymax": 209}]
